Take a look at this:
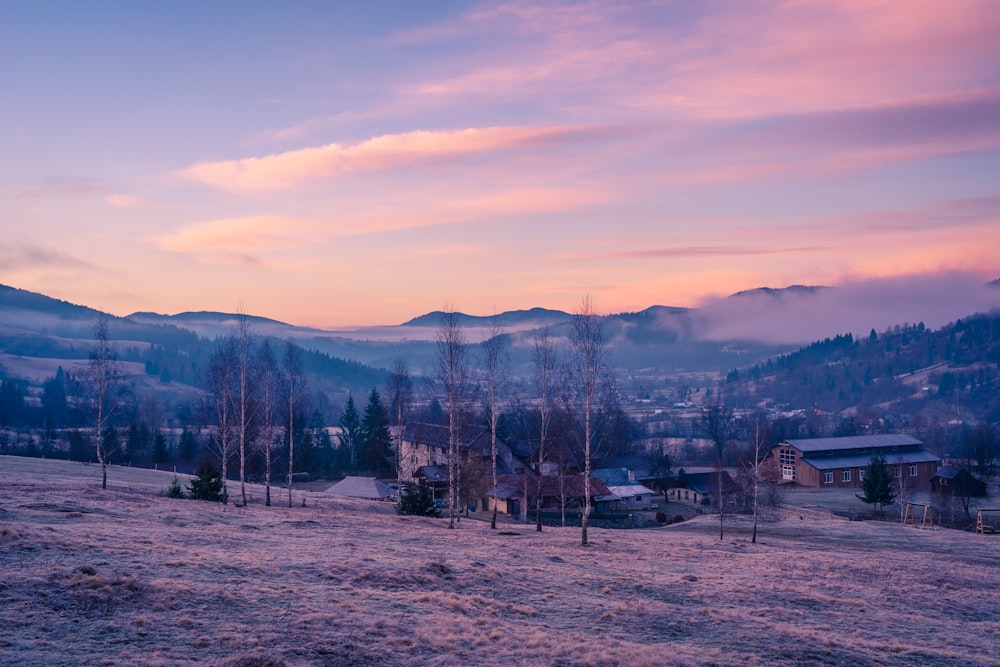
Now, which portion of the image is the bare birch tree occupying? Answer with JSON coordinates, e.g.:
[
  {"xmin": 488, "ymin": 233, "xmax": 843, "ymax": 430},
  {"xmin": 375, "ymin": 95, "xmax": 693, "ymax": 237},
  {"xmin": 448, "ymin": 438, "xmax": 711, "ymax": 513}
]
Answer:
[
  {"xmin": 436, "ymin": 309, "xmax": 471, "ymax": 529},
  {"xmin": 258, "ymin": 340, "xmax": 277, "ymax": 506},
  {"xmin": 569, "ymin": 296, "xmax": 606, "ymax": 546},
  {"xmin": 282, "ymin": 341, "xmax": 306, "ymax": 508},
  {"xmin": 744, "ymin": 410, "xmax": 771, "ymax": 544},
  {"xmin": 84, "ymin": 312, "xmax": 124, "ymax": 490},
  {"xmin": 533, "ymin": 326, "xmax": 557, "ymax": 532},
  {"xmin": 387, "ymin": 359, "xmax": 413, "ymax": 489},
  {"xmin": 205, "ymin": 337, "xmax": 237, "ymax": 505},
  {"xmin": 481, "ymin": 315, "xmax": 508, "ymax": 530},
  {"xmin": 701, "ymin": 400, "xmax": 739, "ymax": 540},
  {"xmin": 233, "ymin": 312, "xmax": 258, "ymax": 507}
]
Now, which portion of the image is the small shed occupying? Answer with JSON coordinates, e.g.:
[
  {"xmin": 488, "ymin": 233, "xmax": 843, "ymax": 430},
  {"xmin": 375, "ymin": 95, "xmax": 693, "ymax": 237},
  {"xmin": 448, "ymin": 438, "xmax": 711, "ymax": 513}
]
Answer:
[{"xmin": 325, "ymin": 476, "xmax": 394, "ymax": 501}]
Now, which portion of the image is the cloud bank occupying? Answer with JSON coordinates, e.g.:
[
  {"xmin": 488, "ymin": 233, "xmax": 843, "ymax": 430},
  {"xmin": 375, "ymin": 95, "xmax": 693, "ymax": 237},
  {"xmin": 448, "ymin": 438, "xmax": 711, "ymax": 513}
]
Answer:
[{"xmin": 695, "ymin": 273, "xmax": 1000, "ymax": 344}]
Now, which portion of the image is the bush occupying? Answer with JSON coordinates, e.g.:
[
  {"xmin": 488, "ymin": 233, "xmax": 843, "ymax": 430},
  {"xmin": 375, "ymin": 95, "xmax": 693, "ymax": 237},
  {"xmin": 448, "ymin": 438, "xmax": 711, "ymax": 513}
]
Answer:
[
  {"xmin": 188, "ymin": 459, "xmax": 224, "ymax": 502},
  {"xmin": 397, "ymin": 480, "xmax": 441, "ymax": 517},
  {"xmin": 166, "ymin": 476, "xmax": 184, "ymax": 499},
  {"xmin": 673, "ymin": 514, "xmax": 684, "ymax": 524},
  {"xmin": 655, "ymin": 510, "xmax": 667, "ymax": 523}
]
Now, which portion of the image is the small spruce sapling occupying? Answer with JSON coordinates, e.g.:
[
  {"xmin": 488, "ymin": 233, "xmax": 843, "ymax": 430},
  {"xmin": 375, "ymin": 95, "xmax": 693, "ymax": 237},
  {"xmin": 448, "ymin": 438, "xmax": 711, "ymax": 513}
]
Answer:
[
  {"xmin": 188, "ymin": 459, "xmax": 224, "ymax": 502},
  {"xmin": 167, "ymin": 476, "xmax": 184, "ymax": 499},
  {"xmin": 398, "ymin": 480, "xmax": 441, "ymax": 517}
]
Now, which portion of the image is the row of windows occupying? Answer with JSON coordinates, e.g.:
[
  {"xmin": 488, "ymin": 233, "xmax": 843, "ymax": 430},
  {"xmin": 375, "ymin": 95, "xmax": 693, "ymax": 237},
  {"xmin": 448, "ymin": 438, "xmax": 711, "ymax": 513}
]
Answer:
[{"xmin": 822, "ymin": 464, "xmax": 919, "ymax": 483}]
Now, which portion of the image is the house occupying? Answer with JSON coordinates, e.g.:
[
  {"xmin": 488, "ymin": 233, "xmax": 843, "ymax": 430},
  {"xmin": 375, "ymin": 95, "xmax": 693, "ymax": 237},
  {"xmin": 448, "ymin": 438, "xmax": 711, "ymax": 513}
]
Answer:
[
  {"xmin": 594, "ymin": 454, "xmax": 670, "ymax": 491},
  {"xmin": 484, "ymin": 483, "xmax": 525, "ymax": 518},
  {"xmin": 491, "ymin": 474, "xmax": 611, "ymax": 520},
  {"xmin": 931, "ymin": 466, "xmax": 987, "ymax": 497},
  {"xmin": 414, "ymin": 464, "xmax": 450, "ymax": 506},
  {"xmin": 769, "ymin": 434, "xmax": 939, "ymax": 488},
  {"xmin": 507, "ymin": 436, "xmax": 580, "ymax": 476},
  {"xmin": 325, "ymin": 476, "xmax": 394, "ymax": 501},
  {"xmin": 601, "ymin": 484, "xmax": 657, "ymax": 511},
  {"xmin": 398, "ymin": 422, "xmax": 526, "ymax": 483},
  {"xmin": 591, "ymin": 467, "xmax": 657, "ymax": 511},
  {"xmin": 668, "ymin": 470, "xmax": 739, "ymax": 507}
]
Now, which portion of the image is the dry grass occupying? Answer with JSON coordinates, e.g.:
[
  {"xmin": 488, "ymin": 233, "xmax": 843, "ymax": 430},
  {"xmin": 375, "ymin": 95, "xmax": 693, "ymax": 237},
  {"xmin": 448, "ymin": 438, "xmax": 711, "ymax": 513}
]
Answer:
[{"xmin": 1, "ymin": 455, "xmax": 997, "ymax": 666}]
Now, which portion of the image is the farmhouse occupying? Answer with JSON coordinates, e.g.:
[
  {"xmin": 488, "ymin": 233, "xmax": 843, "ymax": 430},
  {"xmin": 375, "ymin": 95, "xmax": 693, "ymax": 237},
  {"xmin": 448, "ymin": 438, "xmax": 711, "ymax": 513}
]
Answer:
[{"xmin": 770, "ymin": 434, "xmax": 939, "ymax": 488}]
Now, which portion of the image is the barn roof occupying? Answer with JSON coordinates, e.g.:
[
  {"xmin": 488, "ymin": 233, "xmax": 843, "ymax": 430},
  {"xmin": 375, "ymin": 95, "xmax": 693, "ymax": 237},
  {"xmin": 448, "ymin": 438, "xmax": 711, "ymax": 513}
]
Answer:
[
  {"xmin": 801, "ymin": 450, "xmax": 939, "ymax": 470},
  {"xmin": 783, "ymin": 434, "xmax": 922, "ymax": 453}
]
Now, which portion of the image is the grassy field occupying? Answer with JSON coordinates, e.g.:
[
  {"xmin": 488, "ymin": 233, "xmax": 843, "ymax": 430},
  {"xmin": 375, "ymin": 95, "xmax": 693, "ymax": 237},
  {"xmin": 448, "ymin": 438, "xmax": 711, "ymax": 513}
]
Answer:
[{"xmin": 1, "ymin": 455, "xmax": 997, "ymax": 666}]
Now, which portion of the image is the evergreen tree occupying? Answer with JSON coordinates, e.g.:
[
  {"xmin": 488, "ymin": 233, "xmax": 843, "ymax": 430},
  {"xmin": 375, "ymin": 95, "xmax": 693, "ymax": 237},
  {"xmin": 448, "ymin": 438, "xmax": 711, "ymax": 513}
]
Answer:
[
  {"xmin": 166, "ymin": 476, "xmax": 184, "ymax": 498},
  {"xmin": 188, "ymin": 459, "xmax": 224, "ymax": 502},
  {"xmin": 152, "ymin": 431, "xmax": 171, "ymax": 464},
  {"xmin": 857, "ymin": 454, "xmax": 896, "ymax": 513},
  {"xmin": 41, "ymin": 367, "xmax": 70, "ymax": 428},
  {"xmin": 359, "ymin": 387, "xmax": 392, "ymax": 474},
  {"xmin": 296, "ymin": 428, "xmax": 314, "ymax": 475},
  {"xmin": 338, "ymin": 394, "xmax": 362, "ymax": 471},
  {"xmin": 178, "ymin": 427, "xmax": 199, "ymax": 462},
  {"xmin": 398, "ymin": 480, "xmax": 441, "ymax": 517}
]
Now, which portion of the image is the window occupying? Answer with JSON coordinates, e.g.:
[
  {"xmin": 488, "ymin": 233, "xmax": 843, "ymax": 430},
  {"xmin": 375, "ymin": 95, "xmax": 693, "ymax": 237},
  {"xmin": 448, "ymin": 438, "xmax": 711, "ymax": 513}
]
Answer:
[
  {"xmin": 823, "ymin": 471, "xmax": 833, "ymax": 484},
  {"xmin": 842, "ymin": 470, "xmax": 851, "ymax": 482},
  {"xmin": 909, "ymin": 464, "xmax": 918, "ymax": 477},
  {"xmin": 894, "ymin": 466, "xmax": 901, "ymax": 478},
  {"xmin": 779, "ymin": 449, "xmax": 797, "ymax": 480}
]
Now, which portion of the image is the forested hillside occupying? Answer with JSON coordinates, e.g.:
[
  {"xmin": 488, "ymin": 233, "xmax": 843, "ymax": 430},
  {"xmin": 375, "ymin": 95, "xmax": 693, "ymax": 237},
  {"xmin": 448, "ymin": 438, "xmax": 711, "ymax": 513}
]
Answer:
[{"xmin": 725, "ymin": 312, "xmax": 1000, "ymax": 421}]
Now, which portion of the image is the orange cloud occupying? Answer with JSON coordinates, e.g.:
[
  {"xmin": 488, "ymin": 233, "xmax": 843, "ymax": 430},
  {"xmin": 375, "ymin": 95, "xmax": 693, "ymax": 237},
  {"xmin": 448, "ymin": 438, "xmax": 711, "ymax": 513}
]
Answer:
[{"xmin": 181, "ymin": 125, "xmax": 593, "ymax": 191}]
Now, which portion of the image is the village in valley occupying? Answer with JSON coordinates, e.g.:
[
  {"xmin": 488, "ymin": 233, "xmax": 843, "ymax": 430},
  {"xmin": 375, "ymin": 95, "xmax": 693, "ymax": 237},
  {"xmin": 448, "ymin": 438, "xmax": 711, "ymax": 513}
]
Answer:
[{"xmin": 1, "ymin": 285, "xmax": 999, "ymax": 665}]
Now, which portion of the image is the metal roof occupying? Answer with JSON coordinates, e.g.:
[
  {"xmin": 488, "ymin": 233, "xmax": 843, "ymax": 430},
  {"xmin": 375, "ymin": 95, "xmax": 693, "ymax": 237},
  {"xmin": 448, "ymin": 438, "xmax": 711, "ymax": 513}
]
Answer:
[
  {"xmin": 606, "ymin": 484, "xmax": 656, "ymax": 498},
  {"xmin": 784, "ymin": 434, "xmax": 922, "ymax": 453},
  {"xmin": 325, "ymin": 476, "xmax": 394, "ymax": 500},
  {"xmin": 801, "ymin": 450, "xmax": 940, "ymax": 470}
]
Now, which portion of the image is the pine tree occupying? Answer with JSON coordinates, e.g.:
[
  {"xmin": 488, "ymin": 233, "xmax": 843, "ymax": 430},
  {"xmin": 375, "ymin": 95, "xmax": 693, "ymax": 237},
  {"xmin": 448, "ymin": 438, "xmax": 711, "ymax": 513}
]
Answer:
[
  {"xmin": 398, "ymin": 480, "xmax": 441, "ymax": 517},
  {"xmin": 359, "ymin": 388, "xmax": 392, "ymax": 474},
  {"xmin": 857, "ymin": 454, "xmax": 896, "ymax": 513},
  {"xmin": 152, "ymin": 431, "xmax": 171, "ymax": 464},
  {"xmin": 177, "ymin": 427, "xmax": 199, "ymax": 462},
  {"xmin": 338, "ymin": 395, "xmax": 362, "ymax": 471}
]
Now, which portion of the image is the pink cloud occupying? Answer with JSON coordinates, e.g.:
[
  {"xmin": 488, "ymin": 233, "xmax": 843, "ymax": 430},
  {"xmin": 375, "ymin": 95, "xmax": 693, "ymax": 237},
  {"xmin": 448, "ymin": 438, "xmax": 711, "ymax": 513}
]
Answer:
[
  {"xmin": 393, "ymin": 0, "xmax": 1000, "ymax": 122},
  {"xmin": 181, "ymin": 125, "xmax": 596, "ymax": 191}
]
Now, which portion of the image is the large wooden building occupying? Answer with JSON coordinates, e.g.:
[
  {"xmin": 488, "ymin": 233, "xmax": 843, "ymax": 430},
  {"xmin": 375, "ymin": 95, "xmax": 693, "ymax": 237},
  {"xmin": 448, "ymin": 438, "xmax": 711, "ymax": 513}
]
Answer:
[{"xmin": 770, "ymin": 434, "xmax": 939, "ymax": 488}]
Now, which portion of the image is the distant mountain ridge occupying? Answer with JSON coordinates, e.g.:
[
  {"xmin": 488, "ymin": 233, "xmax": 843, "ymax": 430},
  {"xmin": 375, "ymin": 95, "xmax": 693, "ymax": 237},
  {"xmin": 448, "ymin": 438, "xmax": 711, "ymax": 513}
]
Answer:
[{"xmin": 3, "ymin": 280, "xmax": 998, "ymax": 376}]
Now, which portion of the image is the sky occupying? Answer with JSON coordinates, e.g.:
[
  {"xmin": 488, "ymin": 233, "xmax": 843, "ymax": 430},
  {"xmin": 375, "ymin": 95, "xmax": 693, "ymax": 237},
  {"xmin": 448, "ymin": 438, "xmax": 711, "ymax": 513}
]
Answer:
[{"xmin": 1, "ymin": 0, "xmax": 999, "ymax": 329}]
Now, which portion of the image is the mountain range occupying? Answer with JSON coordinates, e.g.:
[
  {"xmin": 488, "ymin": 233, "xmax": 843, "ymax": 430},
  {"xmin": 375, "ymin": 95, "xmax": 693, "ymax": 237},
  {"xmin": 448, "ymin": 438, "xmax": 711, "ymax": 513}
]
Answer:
[{"xmin": 1, "ymin": 277, "xmax": 998, "ymax": 415}]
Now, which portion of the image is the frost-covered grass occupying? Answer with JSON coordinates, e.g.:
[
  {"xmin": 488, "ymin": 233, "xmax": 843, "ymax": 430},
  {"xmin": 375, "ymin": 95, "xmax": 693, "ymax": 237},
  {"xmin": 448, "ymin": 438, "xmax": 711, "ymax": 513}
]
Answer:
[{"xmin": 1, "ymin": 455, "xmax": 997, "ymax": 666}]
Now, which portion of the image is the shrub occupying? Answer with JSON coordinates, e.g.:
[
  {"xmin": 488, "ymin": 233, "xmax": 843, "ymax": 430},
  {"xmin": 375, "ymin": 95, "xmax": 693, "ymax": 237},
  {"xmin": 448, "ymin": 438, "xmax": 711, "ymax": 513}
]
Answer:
[
  {"xmin": 673, "ymin": 514, "xmax": 684, "ymax": 524},
  {"xmin": 655, "ymin": 510, "xmax": 667, "ymax": 523},
  {"xmin": 166, "ymin": 476, "xmax": 184, "ymax": 499},
  {"xmin": 398, "ymin": 480, "xmax": 441, "ymax": 517},
  {"xmin": 188, "ymin": 459, "xmax": 224, "ymax": 502}
]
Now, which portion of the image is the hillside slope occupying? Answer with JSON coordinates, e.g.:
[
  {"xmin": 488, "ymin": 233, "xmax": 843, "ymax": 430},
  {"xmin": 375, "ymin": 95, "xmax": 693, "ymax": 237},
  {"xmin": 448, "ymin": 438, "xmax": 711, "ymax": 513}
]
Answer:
[{"xmin": 1, "ymin": 456, "xmax": 997, "ymax": 666}]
